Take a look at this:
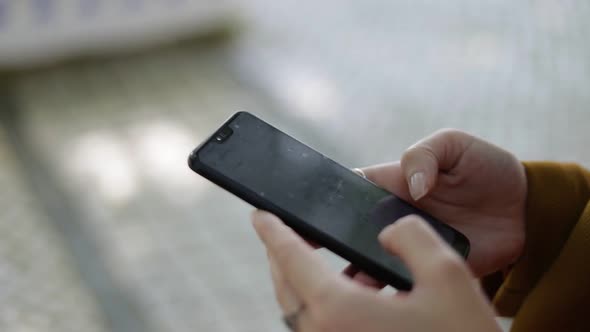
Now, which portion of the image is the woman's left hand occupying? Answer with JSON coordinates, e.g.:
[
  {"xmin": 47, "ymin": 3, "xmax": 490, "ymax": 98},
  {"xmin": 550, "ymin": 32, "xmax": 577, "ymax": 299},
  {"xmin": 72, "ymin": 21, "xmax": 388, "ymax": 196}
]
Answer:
[{"xmin": 251, "ymin": 210, "xmax": 501, "ymax": 332}]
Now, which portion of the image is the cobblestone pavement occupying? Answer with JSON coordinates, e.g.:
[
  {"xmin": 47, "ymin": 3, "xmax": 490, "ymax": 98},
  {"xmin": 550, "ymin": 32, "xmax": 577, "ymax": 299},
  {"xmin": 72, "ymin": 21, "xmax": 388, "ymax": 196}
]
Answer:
[{"xmin": 1, "ymin": 1, "xmax": 590, "ymax": 331}]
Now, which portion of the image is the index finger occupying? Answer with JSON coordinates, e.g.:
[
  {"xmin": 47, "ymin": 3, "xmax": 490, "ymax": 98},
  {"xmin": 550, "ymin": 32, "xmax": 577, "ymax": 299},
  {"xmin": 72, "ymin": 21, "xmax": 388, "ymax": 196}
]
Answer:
[
  {"xmin": 251, "ymin": 210, "xmax": 340, "ymax": 302},
  {"xmin": 361, "ymin": 162, "xmax": 412, "ymax": 202}
]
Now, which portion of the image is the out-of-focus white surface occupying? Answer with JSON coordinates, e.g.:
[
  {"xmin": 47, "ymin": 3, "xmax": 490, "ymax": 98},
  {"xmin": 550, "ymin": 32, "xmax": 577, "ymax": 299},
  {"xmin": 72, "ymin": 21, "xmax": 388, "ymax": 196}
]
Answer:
[
  {"xmin": 0, "ymin": 0, "xmax": 236, "ymax": 68},
  {"xmin": 238, "ymin": 0, "xmax": 590, "ymax": 168}
]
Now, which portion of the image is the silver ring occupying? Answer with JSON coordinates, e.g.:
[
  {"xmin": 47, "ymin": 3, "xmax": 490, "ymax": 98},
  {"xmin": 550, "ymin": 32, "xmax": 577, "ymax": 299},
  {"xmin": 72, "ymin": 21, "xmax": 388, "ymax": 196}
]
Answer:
[
  {"xmin": 282, "ymin": 306, "xmax": 305, "ymax": 332},
  {"xmin": 353, "ymin": 168, "xmax": 367, "ymax": 179}
]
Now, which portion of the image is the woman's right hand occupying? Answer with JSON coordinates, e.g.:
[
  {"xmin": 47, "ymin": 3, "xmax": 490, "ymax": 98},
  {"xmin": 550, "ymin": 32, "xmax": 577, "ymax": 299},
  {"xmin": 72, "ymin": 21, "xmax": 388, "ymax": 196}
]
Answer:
[{"xmin": 357, "ymin": 129, "xmax": 527, "ymax": 279}]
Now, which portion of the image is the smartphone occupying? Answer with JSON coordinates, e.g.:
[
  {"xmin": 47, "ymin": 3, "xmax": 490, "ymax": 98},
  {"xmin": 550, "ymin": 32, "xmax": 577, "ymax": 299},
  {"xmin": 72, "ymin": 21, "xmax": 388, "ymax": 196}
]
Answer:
[{"xmin": 188, "ymin": 112, "xmax": 470, "ymax": 290}]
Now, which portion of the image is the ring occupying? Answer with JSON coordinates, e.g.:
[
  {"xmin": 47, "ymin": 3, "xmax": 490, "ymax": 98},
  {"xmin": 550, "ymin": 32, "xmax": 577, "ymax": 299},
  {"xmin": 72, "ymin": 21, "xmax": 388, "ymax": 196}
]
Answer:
[
  {"xmin": 353, "ymin": 168, "xmax": 367, "ymax": 179},
  {"xmin": 282, "ymin": 305, "xmax": 305, "ymax": 331}
]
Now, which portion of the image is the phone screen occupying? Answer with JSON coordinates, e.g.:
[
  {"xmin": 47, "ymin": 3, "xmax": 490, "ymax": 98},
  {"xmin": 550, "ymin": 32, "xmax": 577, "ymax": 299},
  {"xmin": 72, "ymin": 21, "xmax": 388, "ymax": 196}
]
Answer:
[{"xmin": 195, "ymin": 112, "xmax": 467, "ymax": 286}]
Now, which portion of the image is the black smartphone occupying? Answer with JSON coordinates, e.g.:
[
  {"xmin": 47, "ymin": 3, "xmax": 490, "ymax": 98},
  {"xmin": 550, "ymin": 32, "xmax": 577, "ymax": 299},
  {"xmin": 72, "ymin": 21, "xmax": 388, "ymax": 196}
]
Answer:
[{"xmin": 188, "ymin": 111, "xmax": 469, "ymax": 290}]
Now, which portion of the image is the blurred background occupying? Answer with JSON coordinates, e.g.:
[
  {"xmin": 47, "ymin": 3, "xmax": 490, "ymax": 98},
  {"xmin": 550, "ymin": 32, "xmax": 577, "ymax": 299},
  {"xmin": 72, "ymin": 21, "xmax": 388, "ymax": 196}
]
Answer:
[{"xmin": 0, "ymin": 1, "xmax": 589, "ymax": 331}]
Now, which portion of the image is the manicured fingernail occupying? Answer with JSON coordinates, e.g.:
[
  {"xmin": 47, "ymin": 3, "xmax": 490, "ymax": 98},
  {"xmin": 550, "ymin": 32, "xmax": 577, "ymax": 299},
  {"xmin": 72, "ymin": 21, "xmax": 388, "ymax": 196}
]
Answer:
[{"xmin": 409, "ymin": 172, "xmax": 427, "ymax": 201}]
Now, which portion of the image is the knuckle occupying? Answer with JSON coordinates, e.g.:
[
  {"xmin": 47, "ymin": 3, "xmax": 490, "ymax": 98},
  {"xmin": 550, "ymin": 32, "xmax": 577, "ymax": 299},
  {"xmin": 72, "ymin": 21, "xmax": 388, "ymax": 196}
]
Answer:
[
  {"xmin": 312, "ymin": 287, "xmax": 353, "ymax": 332},
  {"xmin": 403, "ymin": 144, "xmax": 433, "ymax": 159},
  {"xmin": 434, "ymin": 128, "xmax": 474, "ymax": 149},
  {"xmin": 402, "ymin": 144, "xmax": 438, "ymax": 171},
  {"xmin": 309, "ymin": 280, "xmax": 339, "ymax": 307},
  {"xmin": 313, "ymin": 306, "xmax": 338, "ymax": 332},
  {"xmin": 434, "ymin": 128, "xmax": 465, "ymax": 140}
]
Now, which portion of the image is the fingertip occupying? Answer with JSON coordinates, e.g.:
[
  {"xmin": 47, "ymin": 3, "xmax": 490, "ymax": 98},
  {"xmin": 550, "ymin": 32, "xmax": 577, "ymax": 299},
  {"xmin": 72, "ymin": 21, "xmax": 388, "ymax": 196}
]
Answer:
[
  {"xmin": 390, "ymin": 215, "xmax": 445, "ymax": 253},
  {"xmin": 378, "ymin": 215, "xmax": 446, "ymax": 284},
  {"xmin": 250, "ymin": 210, "xmax": 263, "ymax": 228},
  {"xmin": 378, "ymin": 215, "xmax": 424, "ymax": 246},
  {"xmin": 251, "ymin": 210, "xmax": 281, "ymax": 234},
  {"xmin": 396, "ymin": 214, "xmax": 424, "ymax": 225},
  {"xmin": 394, "ymin": 215, "xmax": 428, "ymax": 233},
  {"xmin": 250, "ymin": 209, "xmax": 260, "ymax": 224},
  {"xmin": 252, "ymin": 209, "xmax": 278, "ymax": 221},
  {"xmin": 377, "ymin": 225, "xmax": 393, "ymax": 245}
]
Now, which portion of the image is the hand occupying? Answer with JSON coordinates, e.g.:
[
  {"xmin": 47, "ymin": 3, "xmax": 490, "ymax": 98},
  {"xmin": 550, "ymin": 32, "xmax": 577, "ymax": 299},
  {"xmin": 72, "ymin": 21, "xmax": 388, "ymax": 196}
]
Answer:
[
  {"xmin": 252, "ymin": 211, "xmax": 501, "ymax": 332},
  {"xmin": 360, "ymin": 129, "xmax": 527, "ymax": 278}
]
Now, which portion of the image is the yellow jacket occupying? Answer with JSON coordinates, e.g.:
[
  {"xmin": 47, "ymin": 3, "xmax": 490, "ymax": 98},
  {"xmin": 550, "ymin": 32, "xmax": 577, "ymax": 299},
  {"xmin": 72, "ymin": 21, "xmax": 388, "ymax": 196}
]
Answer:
[{"xmin": 483, "ymin": 162, "xmax": 590, "ymax": 331}]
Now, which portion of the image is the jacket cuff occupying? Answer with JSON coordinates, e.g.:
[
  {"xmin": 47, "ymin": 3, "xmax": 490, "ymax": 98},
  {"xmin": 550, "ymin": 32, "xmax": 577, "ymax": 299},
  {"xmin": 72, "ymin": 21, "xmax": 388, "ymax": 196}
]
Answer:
[{"xmin": 492, "ymin": 162, "xmax": 590, "ymax": 316}]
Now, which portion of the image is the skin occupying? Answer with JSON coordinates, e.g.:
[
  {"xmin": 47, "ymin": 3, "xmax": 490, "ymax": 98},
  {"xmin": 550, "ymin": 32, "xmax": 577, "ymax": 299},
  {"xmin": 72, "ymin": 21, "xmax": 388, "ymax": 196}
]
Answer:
[
  {"xmin": 252, "ymin": 212, "xmax": 501, "ymax": 332},
  {"xmin": 359, "ymin": 129, "xmax": 527, "ymax": 278},
  {"xmin": 251, "ymin": 129, "xmax": 528, "ymax": 331}
]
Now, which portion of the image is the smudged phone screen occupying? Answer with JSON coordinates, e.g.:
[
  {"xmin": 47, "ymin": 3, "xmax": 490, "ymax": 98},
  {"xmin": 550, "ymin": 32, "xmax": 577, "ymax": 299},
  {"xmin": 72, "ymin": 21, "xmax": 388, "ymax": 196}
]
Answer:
[{"xmin": 194, "ymin": 112, "xmax": 468, "ymax": 287}]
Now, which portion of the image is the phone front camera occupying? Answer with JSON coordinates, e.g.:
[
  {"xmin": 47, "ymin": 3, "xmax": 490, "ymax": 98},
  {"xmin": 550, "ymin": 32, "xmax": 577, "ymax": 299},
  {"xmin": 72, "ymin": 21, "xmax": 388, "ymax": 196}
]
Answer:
[{"xmin": 214, "ymin": 126, "xmax": 234, "ymax": 143}]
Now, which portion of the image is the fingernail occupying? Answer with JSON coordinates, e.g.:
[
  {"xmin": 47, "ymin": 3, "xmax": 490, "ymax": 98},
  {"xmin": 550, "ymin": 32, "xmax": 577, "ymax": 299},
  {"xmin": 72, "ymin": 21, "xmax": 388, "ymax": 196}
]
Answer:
[{"xmin": 409, "ymin": 172, "xmax": 427, "ymax": 201}]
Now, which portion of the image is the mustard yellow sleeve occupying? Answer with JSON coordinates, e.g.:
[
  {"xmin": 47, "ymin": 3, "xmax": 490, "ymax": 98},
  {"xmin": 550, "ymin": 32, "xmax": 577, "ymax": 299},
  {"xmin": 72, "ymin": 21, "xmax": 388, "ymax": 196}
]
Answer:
[{"xmin": 491, "ymin": 162, "xmax": 590, "ymax": 316}]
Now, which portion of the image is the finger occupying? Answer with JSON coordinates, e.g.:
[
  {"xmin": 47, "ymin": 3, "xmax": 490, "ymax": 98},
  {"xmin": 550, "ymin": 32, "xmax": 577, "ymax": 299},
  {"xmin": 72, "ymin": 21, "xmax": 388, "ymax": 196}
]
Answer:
[
  {"xmin": 305, "ymin": 239, "xmax": 321, "ymax": 249},
  {"xmin": 342, "ymin": 265, "xmax": 386, "ymax": 289},
  {"xmin": 308, "ymin": 289, "xmax": 403, "ymax": 332},
  {"xmin": 378, "ymin": 215, "xmax": 466, "ymax": 285},
  {"xmin": 295, "ymin": 307, "xmax": 314, "ymax": 332},
  {"xmin": 341, "ymin": 264, "xmax": 360, "ymax": 278},
  {"xmin": 252, "ymin": 210, "xmax": 340, "ymax": 302},
  {"xmin": 401, "ymin": 129, "xmax": 474, "ymax": 200},
  {"xmin": 351, "ymin": 271, "xmax": 386, "ymax": 289},
  {"xmin": 360, "ymin": 162, "xmax": 413, "ymax": 202},
  {"xmin": 268, "ymin": 253, "xmax": 302, "ymax": 314}
]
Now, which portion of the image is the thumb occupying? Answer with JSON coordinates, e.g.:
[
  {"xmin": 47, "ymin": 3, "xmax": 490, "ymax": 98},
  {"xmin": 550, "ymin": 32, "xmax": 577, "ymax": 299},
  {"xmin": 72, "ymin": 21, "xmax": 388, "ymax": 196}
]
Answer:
[
  {"xmin": 401, "ymin": 129, "xmax": 474, "ymax": 201},
  {"xmin": 378, "ymin": 215, "xmax": 466, "ymax": 286}
]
